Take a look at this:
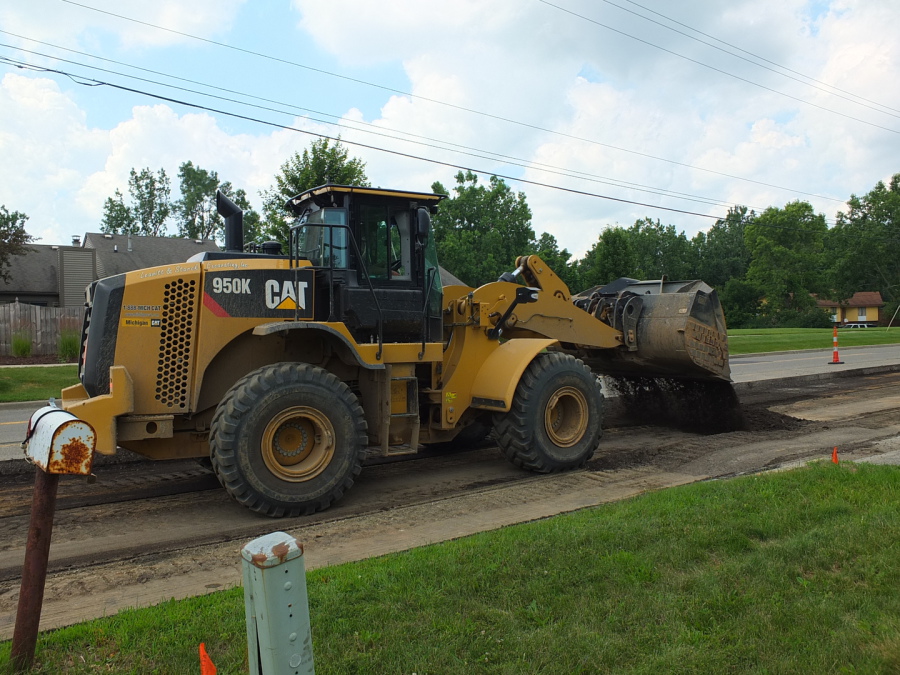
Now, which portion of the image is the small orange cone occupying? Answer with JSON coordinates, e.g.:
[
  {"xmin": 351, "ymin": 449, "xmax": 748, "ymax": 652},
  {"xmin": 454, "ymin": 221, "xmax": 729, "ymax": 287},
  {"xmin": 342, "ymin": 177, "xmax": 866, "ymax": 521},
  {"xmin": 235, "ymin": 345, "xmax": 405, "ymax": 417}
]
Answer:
[
  {"xmin": 832, "ymin": 447, "xmax": 839, "ymax": 464},
  {"xmin": 828, "ymin": 326, "xmax": 844, "ymax": 365},
  {"xmin": 199, "ymin": 643, "xmax": 217, "ymax": 675}
]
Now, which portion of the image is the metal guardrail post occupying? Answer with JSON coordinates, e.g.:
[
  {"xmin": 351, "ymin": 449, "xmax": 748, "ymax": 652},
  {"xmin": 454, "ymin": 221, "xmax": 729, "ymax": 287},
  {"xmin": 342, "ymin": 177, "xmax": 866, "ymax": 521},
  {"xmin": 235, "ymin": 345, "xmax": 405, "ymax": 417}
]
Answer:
[{"xmin": 242, "ymin": 532, "xmax": 315, "ymax": 675}]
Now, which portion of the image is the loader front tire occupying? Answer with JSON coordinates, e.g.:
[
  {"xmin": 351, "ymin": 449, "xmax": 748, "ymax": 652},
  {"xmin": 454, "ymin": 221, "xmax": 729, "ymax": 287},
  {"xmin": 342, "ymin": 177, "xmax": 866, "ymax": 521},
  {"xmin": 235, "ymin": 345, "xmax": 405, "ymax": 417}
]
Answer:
[
  {"xmin": 209, "ymin": 363, "xmax": 367, "ymax": 517},
  {"xmin": 494, "ymin": 352, "xmax": 602, "ymax": 473}
]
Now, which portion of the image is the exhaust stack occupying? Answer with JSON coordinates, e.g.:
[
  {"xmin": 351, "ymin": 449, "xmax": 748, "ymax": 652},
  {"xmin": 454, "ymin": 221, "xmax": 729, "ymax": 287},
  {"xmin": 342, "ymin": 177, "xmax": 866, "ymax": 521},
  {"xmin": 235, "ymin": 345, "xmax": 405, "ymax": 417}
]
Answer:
[{"xmin": 216, "ymin": 190, "xmax": 244, "ymax": 253}]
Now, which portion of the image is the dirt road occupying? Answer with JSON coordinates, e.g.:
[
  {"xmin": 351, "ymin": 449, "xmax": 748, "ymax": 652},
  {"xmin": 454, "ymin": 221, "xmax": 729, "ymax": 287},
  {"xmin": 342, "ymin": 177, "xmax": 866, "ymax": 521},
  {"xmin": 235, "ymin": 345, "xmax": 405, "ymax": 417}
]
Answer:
[{"xmin": 1, "ymin": 368, "xmax": 899, "ymax": 639}]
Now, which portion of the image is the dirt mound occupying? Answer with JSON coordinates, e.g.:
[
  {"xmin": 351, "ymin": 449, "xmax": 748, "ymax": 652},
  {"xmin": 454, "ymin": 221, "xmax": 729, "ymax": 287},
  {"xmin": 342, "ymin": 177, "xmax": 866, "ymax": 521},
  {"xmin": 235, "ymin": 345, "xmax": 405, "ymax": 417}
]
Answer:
[
  {"xmin": 605, "ymin": 376, "xmax": 745, "ymax": 433},
  {"xmin": 740, "ymin": 407, "xmax": 808, "ymax": 432}
]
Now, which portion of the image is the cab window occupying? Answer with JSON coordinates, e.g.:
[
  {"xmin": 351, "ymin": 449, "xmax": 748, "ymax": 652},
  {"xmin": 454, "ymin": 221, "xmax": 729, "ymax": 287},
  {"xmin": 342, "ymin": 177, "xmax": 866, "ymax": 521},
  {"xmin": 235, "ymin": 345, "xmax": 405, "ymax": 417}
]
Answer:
[
  {"xmin": 293, "ymin": 207, "xmax": 348, "ymax": 268},
  {"xmin": 359, "ymin": 204, "xmax": 411, "ymax": 281}
]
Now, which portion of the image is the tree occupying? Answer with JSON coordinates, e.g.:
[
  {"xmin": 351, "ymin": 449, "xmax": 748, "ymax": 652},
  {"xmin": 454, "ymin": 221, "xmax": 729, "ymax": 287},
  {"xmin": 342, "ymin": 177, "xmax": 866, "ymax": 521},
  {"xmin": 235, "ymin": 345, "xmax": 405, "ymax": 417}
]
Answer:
[
  {"xmin": 719, "ymin": 278, "xmax": 763, "ymax": 328},
  {"xmin": 175, "ymin": 162, "xmax": 261, "ymax": 245},
  {"xmin": 828, "ymin": 173, "xmax": 900, "ymax": 304},
  {"xmin": 129, "ymin": 168, "xmax": 171, "ymax": 236},
  {"xmin": 744, "ymin": 201, "xmax": 828, "ymax": 319},
  {"xmin": 431, "ymin": 171, "xmax": 535, "ymax": 287},
  {"xmin": 577, "ymin": 226, "xmax": 636, "ymax": 290},
  {"xmin": 100, "ymin": 167, "xmax": 172, "ymax": 236},
  {"xmin": 100, "ymin": 189, "xmax": 134, "ymax": 235},
  {"xmin": 693, "ymin": 206, "xmax": 753, "ymax": 290},
  {"xmin": 0, "ymin": 206, "xmax": 34, "ymax": 283},
  {"xmin": 260, "ymin": 138, "xmax": 369, "ymax": 246},
  {"xmin": 627, "ymin": 217, "xmax": 697, "ymax": 280},
  {"xmin": 174, "ymin": 161, "xmax": 221, "ymax": 240}
]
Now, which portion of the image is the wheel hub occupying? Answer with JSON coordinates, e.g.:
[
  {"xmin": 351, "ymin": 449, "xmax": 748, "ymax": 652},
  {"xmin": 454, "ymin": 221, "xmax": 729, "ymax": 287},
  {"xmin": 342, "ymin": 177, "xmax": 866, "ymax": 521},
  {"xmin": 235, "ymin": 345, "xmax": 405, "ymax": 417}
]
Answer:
[
  {"xmin": 272, "ymin": 422, "xmax": 311, "ymax": 458},
  {"xmin": 262, "ymin": 407, "xmax": 335, "ymax": 482},
  {"xmin": 545, "ymin": 386, "xmax": 589, "ymax": 447}
]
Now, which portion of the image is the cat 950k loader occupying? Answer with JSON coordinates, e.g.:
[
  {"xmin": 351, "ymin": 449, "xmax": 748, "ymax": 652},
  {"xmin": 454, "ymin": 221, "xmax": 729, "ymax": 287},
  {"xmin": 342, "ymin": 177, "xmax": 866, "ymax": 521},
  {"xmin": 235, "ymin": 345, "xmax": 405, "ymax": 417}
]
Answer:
[{"xmin": 24, "ymin": 184, "xmax": 733, "ymax": 517}]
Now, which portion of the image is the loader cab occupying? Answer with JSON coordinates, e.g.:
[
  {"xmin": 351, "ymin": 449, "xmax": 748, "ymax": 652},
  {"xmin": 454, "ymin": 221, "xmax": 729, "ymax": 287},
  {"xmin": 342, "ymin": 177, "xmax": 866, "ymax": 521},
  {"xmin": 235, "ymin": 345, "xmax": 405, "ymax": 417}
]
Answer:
[{"xmin": 286, "ymin": 185, "xmax": 445, "ymax": 345}]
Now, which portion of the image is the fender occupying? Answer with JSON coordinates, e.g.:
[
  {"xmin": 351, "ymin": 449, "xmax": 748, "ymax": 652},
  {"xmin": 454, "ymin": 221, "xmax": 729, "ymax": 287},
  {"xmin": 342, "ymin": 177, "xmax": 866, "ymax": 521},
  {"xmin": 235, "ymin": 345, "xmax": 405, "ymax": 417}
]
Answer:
[
  {"xmin": 252, "ymin": 321, "xmax": 385, "ymax": 370},
  {"xmin": 469, "ymin": 338, "xmax": 558, "ymax": 411}
]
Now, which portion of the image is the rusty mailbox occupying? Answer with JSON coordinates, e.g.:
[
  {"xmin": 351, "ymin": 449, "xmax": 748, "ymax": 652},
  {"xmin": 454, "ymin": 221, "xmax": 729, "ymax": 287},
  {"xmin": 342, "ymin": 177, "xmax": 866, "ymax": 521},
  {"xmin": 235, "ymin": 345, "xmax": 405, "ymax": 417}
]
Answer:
[{"xmin": 23, "ymin": 405, "xmax": 96, "ymax": 475}]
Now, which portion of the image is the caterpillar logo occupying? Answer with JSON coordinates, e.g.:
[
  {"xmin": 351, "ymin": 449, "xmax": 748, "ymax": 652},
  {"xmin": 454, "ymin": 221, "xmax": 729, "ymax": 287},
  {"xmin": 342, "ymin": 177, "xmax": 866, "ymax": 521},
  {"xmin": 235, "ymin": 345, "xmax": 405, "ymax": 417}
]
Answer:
[
  {"xmin": 265, "ymin": 280, "xmax": 310, "ymax": 310},
  {"xmin": 203, "ymin": 268, "xmax": 315, "ymax": 319}
]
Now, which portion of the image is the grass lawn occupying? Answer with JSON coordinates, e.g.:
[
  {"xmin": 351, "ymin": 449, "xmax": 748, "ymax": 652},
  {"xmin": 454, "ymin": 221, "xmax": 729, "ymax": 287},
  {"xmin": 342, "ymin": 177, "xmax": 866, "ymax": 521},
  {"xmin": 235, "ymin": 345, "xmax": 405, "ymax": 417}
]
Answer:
[
  {"xmin": 2, "ymin": 462, "xmax": 899, "ymax": 674},
  {"xmin": 728, "ymin": 327, "xmax": 900, "ymax": 355},
  {"xmin": 0, "ymin": 366, "xmax": 78, "ymax": 403}
]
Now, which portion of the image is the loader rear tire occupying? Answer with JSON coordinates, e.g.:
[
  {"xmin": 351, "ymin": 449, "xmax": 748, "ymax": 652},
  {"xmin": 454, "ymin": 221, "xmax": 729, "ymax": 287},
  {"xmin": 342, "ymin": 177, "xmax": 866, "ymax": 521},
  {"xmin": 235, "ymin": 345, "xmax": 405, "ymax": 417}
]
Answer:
[
  {"xmin": 209, "ymin": 363, "xmax": 367, "ymax": 517},
  {"xmin": 494, "ymin": 352, "xmax": 602, "ymax": 473}
]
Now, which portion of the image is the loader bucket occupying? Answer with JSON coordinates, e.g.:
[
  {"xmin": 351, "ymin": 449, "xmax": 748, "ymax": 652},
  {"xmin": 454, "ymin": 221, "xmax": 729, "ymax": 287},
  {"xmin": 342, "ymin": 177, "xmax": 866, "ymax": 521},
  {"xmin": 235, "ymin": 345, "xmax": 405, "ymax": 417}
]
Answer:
[
  {"xmin": 573, "ymin": 278, "xmax": 730, "ymax": 382},
  {"xmin": 573, "ymin": 278, "xmax": 742, "ymax": 431}
]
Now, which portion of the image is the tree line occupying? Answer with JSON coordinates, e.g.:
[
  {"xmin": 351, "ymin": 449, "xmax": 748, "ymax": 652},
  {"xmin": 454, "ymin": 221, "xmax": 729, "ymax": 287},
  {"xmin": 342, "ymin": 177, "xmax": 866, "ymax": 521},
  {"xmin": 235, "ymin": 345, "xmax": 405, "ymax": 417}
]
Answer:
[
  {"xmin": 2, "ymin": 138, "xmax": 898, "ymax": 328},
  {"xmin": 95, "ymin": 139, "xmax": 367, "ymax": 251},
  {"xmin": 433, "ymin": 170, "xmax": 900, "ymax": 328}
]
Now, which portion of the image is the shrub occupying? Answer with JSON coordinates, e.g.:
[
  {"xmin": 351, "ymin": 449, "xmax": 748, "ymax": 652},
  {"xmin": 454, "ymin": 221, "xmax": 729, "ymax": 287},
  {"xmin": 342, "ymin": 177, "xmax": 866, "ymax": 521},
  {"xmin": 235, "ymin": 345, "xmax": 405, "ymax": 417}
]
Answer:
[
  {"xmin": 778, "ymin": 308, "xmax": 834, "ymax": 329},
  {"xmin": 11, "ymin": 332, "xmax": 32, "ymax": 358},
  {"xmin": 57, "ymin": 329, "xmax": 80, "ymax": 363}
]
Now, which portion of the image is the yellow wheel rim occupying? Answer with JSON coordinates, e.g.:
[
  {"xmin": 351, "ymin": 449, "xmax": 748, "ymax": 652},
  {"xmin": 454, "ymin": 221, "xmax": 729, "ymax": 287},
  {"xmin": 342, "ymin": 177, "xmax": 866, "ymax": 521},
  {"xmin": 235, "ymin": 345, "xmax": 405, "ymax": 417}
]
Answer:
[
  {"xmin": 261, "ymin": 407, "xmax": 335, "ymax": 482},
  {"xmin": 544, "ymin": 386, "xmax": 589, "ymax": 447}
]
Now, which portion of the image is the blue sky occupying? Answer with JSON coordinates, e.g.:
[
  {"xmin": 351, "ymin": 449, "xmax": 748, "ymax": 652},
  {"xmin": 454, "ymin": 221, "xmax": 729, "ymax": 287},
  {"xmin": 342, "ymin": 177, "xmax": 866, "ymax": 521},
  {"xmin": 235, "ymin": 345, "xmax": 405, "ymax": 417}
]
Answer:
[{"xmin": 1, "ymin": 0, "xmax": 899, "ymax": 258}]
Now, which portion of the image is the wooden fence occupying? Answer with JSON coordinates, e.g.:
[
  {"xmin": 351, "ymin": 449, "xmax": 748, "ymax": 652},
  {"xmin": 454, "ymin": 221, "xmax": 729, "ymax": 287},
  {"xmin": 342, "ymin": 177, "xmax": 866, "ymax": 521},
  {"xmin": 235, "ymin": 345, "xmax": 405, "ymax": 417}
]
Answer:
[{"xmin": 0, "ymin": 301, "xmax": 83, "ymax": 356}]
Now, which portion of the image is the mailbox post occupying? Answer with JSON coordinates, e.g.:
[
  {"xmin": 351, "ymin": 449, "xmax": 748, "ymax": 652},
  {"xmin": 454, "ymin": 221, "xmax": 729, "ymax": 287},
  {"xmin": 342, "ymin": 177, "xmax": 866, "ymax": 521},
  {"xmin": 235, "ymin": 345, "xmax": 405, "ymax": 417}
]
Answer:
[{"xmin": 12, "ymin": 406, "xmax": 97, "ymax": 672}]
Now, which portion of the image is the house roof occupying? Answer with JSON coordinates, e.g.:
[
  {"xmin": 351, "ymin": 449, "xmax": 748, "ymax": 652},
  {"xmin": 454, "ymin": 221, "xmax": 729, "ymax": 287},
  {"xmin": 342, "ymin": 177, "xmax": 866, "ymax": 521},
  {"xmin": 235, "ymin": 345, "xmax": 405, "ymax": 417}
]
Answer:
[
  {"xmin": 83, "ymin": 233, "xmax": 220, "ymax": 278},
  {"xmin": 0, "ymin": 244, "xmax": 66, "ymax": 295},
  {"xmin": 5, "ymin": 233, "xmax": 465, "ymax": 303},
  {"xmin": 816, "ymin": 291, "xmax": 884, "ymax": 308}
]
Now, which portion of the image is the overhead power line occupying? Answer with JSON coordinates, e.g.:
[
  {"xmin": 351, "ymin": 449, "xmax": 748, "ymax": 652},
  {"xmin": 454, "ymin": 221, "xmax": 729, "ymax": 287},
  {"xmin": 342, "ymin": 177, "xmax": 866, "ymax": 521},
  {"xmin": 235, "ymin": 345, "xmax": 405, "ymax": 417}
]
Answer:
[
  {"xmin": 0, "ymin": 55, "xmax": 730, "ymax": 222},
  {"xmin": 55, "ymin": 0, "xmax": 847, "ymax": 204},
  {"xmin": 0, "ymin": 35, "xmax": 751, "ymax": 211},
  {"xmin": 594, "ymin": 0, "xmax": 900, "ymax": 119},
  {"xmin": 617, "ymin": 0, "xmax": 900, "ymax": 117},
  {"xmin": 537, "ymin": 0, "xmax": 900, "ymax": 135}
]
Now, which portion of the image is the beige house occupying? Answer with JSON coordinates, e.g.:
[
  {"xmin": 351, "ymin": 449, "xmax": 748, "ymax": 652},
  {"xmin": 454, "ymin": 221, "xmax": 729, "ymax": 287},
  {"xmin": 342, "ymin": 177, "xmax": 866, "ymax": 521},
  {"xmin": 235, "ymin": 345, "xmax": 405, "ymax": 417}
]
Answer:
[{"xmin": 816, "ymin": 292, "xmax": 884, "ymax": 326}]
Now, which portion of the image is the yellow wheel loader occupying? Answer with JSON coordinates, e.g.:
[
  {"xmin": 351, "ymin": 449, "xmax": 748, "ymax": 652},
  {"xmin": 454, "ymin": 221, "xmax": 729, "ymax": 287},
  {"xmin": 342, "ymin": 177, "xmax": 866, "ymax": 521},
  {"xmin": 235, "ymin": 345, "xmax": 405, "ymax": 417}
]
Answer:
[{"xmin": 24, "ymin": 185, "xmax": 733, "ymax": 517}]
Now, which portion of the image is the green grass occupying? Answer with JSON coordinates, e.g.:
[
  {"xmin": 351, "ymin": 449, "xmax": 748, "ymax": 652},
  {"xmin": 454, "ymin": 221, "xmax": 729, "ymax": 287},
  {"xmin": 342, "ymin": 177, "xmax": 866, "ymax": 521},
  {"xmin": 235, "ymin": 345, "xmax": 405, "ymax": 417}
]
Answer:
[
  {"xmin": 0, "ymin": 366, "xmax": 78, "ymax": 403},
  {"xmin": 729, "ymin": 327, "xmax": 900, "ymax": 354},
  {"xmin": 3, "ymin": 462, "xmax": 900, "ymax": 674}
]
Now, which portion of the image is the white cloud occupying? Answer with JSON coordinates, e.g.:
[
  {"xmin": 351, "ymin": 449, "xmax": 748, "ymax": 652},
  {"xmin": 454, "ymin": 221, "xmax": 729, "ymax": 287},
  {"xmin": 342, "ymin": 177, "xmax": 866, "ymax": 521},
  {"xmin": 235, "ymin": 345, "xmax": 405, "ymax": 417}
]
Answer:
[
  {"xmin": 0, "ymin": 74, "xmax": 108, "ymax": 243},
  {"xmin": 1, "ymin": 0, "xmax": 898, "ymax": 264}
]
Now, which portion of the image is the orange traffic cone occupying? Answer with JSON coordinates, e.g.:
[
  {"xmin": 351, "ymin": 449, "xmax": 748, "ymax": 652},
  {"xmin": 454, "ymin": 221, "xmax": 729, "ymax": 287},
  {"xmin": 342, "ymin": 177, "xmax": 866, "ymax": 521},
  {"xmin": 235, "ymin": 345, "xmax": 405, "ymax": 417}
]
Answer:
[
  {"xmin": 828, "ymin": 326, "xmax": 844, "ymax": 365},
  {"xmin": 832, "ymin": 447, "xmax": 839, "ymax": 464},
  {"xmin": 199, "ymin": 643, "xmax": 217, "ymax": 675}
]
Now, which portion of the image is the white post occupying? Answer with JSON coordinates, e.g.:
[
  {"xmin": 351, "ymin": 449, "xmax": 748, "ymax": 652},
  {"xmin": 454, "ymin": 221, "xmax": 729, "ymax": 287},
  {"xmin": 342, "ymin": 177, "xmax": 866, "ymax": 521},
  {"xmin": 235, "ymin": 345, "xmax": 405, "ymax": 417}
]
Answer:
[{"xmin": 242, "ymin": 532, "xmax": 315, "ymax": 675}]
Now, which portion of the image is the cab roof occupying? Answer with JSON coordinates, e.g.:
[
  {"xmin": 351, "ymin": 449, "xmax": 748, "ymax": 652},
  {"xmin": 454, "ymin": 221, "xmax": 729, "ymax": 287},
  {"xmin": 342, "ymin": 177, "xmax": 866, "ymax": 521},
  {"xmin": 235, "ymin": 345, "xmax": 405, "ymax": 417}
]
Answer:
[{"xmin": 285, "ymin": 184, "xmax": 446, "ymax": 215}]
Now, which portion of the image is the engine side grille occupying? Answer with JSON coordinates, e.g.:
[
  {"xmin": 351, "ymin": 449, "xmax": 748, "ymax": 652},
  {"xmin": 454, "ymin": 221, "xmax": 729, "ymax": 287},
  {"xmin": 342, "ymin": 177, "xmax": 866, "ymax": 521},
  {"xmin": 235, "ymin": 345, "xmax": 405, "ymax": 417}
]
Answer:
[{"xmin": 155, "ymin": 278, "xmax": 197, "ymax": 409}]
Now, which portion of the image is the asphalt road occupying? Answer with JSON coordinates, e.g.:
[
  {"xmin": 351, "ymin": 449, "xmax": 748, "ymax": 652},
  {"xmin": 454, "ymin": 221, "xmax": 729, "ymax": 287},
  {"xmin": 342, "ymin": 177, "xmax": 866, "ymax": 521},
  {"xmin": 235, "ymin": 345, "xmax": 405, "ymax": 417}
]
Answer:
[
  {"xmin": 2, "ymin": 343, "xmax": 899, "ymax": 464},
  {"xmin": 730, "ymin": 344, "xmax": 900, "ymax": 382},
  {"xmin": 0, "ymin": 403, "xmax": 31, "ymax": 463}
]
